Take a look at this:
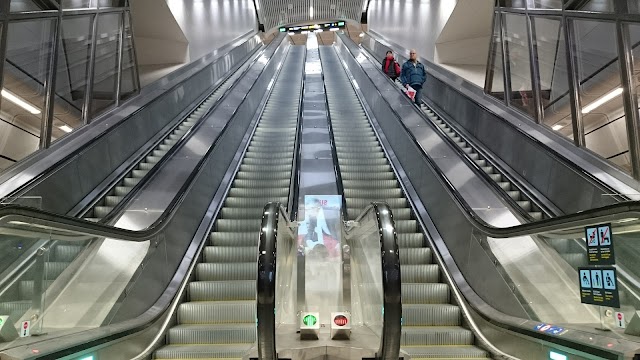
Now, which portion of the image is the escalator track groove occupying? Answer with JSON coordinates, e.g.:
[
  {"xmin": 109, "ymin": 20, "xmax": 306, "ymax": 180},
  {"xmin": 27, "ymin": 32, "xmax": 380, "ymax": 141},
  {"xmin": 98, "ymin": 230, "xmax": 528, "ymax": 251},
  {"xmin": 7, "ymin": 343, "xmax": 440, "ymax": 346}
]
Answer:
[
  {"xmin": 153, "ymin": 46, "xmax": 305, "ymax": 360},
  {"xmin": 320, "ymin": 46, "xmax": 491, "ymax": 360}
]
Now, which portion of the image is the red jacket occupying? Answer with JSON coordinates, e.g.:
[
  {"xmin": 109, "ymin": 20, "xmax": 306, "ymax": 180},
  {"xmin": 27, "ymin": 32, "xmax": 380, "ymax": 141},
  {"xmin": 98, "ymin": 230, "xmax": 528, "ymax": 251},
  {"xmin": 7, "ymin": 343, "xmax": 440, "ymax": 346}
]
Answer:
[{"xmin": 383, "ymin": 58, "xmax": 401, "ymax": 78}]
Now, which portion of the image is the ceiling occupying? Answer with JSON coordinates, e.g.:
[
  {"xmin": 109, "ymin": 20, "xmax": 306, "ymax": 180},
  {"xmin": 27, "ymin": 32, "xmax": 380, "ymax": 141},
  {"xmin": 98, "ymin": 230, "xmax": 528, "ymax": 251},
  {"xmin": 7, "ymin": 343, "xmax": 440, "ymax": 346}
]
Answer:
[{"xmin": 255, "ymin": 0, "xmax": 366, "ymax": 32}]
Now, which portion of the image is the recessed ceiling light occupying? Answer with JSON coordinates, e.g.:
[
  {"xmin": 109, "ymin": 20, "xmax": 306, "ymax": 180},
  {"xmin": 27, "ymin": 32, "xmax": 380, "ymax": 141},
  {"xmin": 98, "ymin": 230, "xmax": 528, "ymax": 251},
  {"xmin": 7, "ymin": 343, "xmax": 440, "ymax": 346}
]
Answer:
[
  {"xmin": 582, "ymin": 87, "xmax": 623, "ymax": 114},
  {"xmin": 1, "ymin": 89, "xmax": 41, "ymax": 115},
  {"xmin": 552, "ymin": 124, "xmax": 564, "ymax": 131},
  {"xmin": 59, "ymin": 125, "xmax": 73, "ymax": 133}
]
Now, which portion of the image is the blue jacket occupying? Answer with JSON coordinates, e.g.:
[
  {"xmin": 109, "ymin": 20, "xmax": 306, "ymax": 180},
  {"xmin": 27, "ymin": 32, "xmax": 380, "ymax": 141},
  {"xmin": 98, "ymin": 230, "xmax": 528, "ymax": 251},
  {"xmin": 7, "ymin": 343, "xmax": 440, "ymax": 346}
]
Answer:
[{"xmin": 401, "ymin": 60, "xmax": 426, "ymax": 87}]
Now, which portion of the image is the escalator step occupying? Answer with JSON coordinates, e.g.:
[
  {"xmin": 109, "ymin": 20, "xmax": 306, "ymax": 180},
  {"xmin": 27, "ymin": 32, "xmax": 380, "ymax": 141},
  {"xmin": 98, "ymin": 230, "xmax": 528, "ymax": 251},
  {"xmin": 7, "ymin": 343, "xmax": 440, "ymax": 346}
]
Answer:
[
  {"xmin": 123, "ymin": 177, "xmax": 142, "ymax": 187},
  {"xmin": 154, "ymin": 343, "xmax": 252, "ymax": 359},
  {"xmin": 228, "ymin": 188, "xmax": 289, "ymax": 198},
  {"xmin": 232, "ymin": 179, "xmax": 290, "ymax": 189},
  {"xmin": 402, "ymin": 326, "xmax": 474, "ymax": 346},
  {"xmin": 19, "ymin": 280, "xmax": 55, "ymax": 299},
  {"xmin": 517, "ymin": 200, "xmax": 532, "ymax": 211},
  {"xmin": 342, "ymin": 179, "xmax": 398, "ymax": 189},
  {"xmin": 529, "ymin": 212, "xmax": 543, "ymax": 221},
  {"xmin": 220, "ymin": 207, "xmax": 269, "ymax": 219},
  {"xmin": 209, "ymin": 232, "xmax": 258, "ymax": 247},
  {"xmin": 242, "ymin": 158, "xmax": 292, "ymax": 166},
  {"xmin": 235, "ymin": 171, "xmax": 291, "ymax": 180},
  {"xmin": 115, "ymin": 186, "xmax": 133, "ymax": 196},
  {"xmin": 132, "ymin": 169, "xmax": 149, "ymax": 178},
  {"xmin": 339, "ymin": 158, "xmax": 389, "ymax": 166},
  {"xmin": 224, "ymin": 197, "xmax": 288, "ymax": 208},
  {"xmin": 346, "ymin": 197, "xmax": 407, "ymax": 210},
  {"xmin": 403, "ymin": 345, "xmax": 489, "ymax": 359},
  {"xmin": 507, "ymin": 191, "xmax": 521, "ymax": 200},
  {"xmin": 344, "ymin": 189, "xmax": 403, "ymax": 198},
  {"xmin": 138, "ymin": 162, "xmax": 155, "ymax": 171},
  {"xmin": 402, "ymin": 283, "xmax": 449, "ymax": 304},
  {"xmin": 341, "ymin": 172, "xmax": 396, "ymax": 181},
  {"xmin": 346, "ymin": 207, "xmax": 411, "ymax": 220},
  {"xmin": 53, "ymin": 245, "xmax": 84, "ymax": 262},
  {"xmin": 167, "ymin": 324, "xmax": 256, "ymax": 344},
  {"xmin": 397, "ymin": 233, "xmax": 425, "ymax": 248},
  {"xmin": 196, "ymin": 263, "xmax": 257, "ymax": 281},
  {"xmin": 204, "ymin": 246, "xmax": 258, "ymax": 263},
  {"xmin": 93, "ymin": 206, "xmax": 113, "ymax": 219},
  {"xmin": 189, "ymin": 280, "xmax": 255, "ymax": 301},
  {"xmin": 399, "ymin": 248, "xmax": 432, "ymax": 265},
  {"xmin": 105, "ymin": 196, "xmax": 124, "ymax": 207},
  {"xmin": 178, "ymin": 301, "xmax": 255, "ymax": 324},
  {"xmin": 402, "ymin": 304, "xmax": 461, "ymax": 326},
  {"xmin": 215, "ymin": 219, "xmax": 262, "ymax": 232},
  {"xmin": 401, "ymin": 265, "xmax": 440, "ymax": 283}
]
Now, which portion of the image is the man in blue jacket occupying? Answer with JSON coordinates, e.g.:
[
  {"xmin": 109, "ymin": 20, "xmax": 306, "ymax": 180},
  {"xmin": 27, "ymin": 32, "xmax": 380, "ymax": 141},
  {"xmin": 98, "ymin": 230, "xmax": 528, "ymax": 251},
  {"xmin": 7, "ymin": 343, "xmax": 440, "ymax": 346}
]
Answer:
[{"xmin": 401, "ymin": 49, "xmax": 426, "ymax": 105}]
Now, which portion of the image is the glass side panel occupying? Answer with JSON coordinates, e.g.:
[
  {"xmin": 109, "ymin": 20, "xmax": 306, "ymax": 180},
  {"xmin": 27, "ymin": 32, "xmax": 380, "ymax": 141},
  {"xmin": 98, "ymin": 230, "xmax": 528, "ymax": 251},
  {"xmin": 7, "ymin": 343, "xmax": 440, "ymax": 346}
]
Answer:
[
  {"xmin": 51, "ymin": 15, "xmax": 94, "ymax": 142},
  {"xmin": 574, "ymin": 19, "xmax": 629, "ymax": 173},
  {"xmin": 486, "ymin": 13, "xmax": 506, "ymax": 102},
  {"xmin": 629, "ymin": 0, "xmax": 640, "ymax": 13},
  {"xmin": 578, "ymin": 0, "xmax": 615, "ymax": 12},
  {"xmin": 629, "ymin": 24, "xmax": 640, "ymax": 172},
  {"xmin": 119, "ymin": 11, "xmax": 138, "ymax": 102},
  {"xmin": 504, "ymin": 13, "xmax": 535, "ymax": 117},
  {"xmin": 98, "ymin": 0, "xmax": 128, "ymax": 8},
  {"xmin": 10, "ymin": 0, "xmax": 55, "ymax": 12},
  {"xmin": 530, "ymin": 0, "xmax": 564, "ymax": 9},
  {"xmin": 60, "ymin": 0, "xmax": 97, "ymax": 9},
  {"xmin": 0, "ymin": 19, "xmax": 55, "ymax": 170},
  {"xmin": 534, "ymin": 16, "xmax": 573, "ymax": 139},
  {"xmin": 90, "ymin": 12, "xmax": 121, "ymax": 117}
]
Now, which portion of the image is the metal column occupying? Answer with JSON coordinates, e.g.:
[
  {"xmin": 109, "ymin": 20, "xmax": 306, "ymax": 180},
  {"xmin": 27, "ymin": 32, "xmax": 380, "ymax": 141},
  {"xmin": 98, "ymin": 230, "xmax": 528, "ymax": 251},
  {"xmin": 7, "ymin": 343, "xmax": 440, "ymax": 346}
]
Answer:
[
  {"xmin": 114, "ymin": 11, "xmax": 125, "ymax": 107},
  {"xmin": 526, "ymin": 14, "xmax": 544, "ymax": 124},
  {"xmin": 563, "ymin": 17, "xmax": 585, "ymax": 147},
  {"xmin": 40, "ymin": 7, "xmax": 62, "ymax": 149},
  {"xmin": 81, "ymin": 13, "xmax": 99, "ymax": 124},
  {"xmin": 0, "ymin": 1, "xmax": 10, "ymax": 112}
]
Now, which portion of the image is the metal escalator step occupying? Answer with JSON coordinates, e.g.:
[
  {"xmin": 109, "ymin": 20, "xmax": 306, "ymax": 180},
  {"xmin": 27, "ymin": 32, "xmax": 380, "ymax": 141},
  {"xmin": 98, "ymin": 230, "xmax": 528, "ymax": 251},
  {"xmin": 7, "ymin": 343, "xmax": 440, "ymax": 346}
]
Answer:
[
  {"xmin": 215, "ymin": 219, "xmax": 262, "ymax": 232},
  {"xmin": 247, "ymin": 145, "xmax": 294, "ymax": 153},
  {"xmin": 228, "ymin": 188, "xmax": 289, "ymax": 198},
  {"xmin": 334, "ymin": 151, "xmax": 384, "ymax": 159},
  {"xmin": 232, "ymin": 179, "xmax": 290, "ymax": 188},
  {"xmin": 239, "ymin": 163, "xmax": 292, "ymax": 172},
  {"xmin": 123, "ymin": 177, "xmax": 142, "ymax": 187},
  {"xmin": 159, "ymin": 143, "xmax": 174, "ymax": 151},
  {"xmin": 220, "ymin": 207, "xmax": 268, "ymax": 219},
  {"xmin": 338, "ymin": 158, "xmax": 389, "ymax": 166},
  {"xmin": 402, "ymin": 283, "xmax": 449, "ymax": 304},
  {"xmin": 154, "ymin": 343, "xmax": 252, "ymax": 359},
  {"xmin": 399, "ymin": 248, "xmax": 432, "ymax": 264},
  {"xmin": 146, "ymin": 155, "xmax": 162, "ymax": 164},
  {"xmin": 401, "ymin": 326, "xmax": 473, "ymax": 346},
  {"xmin": 489, "ymin": 174, "xmax": 502, "ymax": 182},
  {"xmin": 235, "ymin": 171, "xmax": 290, "ymax": 180},
  {"xmin": 132, "ymin": 169, "xmax": 149, "ymax": 178},
  {"xmin": 138, "ymin": 162, "xmax": 155, "ymax": 171},
  {"xmin": 224, "ymin": 197, "xmax": 288, "ymax": 208},
  {"xmin": 241, "ymin": 158, "xmax": 292, "ymax": 166},
  {"xmin": 0, "ymin": 301, "xmax": 31, "ymax": 323},
  {"xmin": 394, "ymin": 220, "xmax": 417, "ymax": 233},
  {"xmin": 347, "ymin": 207, "xmax": 411, "ymax": 220},
  {"xmin": 53, "ymin": 244, "xmax": 83, "ymax": 262},
  {"xmin": 210, "ymin": 232, "xmax": 258, "ymax": 247},
  {"xmin": 401, "ymin": 265, "xmax": 440, "ymax": 283},
  {"xmin": 481, "ymin": 166, "xmax": 495, "ymax": 174},
  {"xmin": 341, "ymin": 171, "xmax": 396, "ymax": 181},
  {"xmin": 402, "ymin": 304, "xmax": 461, "ymax": 326},
  {"xmin": 167, "ymin": 324, "xmax": 256, "ymax": 344},
  {"xmin": 115, "ymin": 186, "xmax": 132, "ymax": 196},
  {"xmin": 507, "ymin": 191, "xmax": 521, "ymax": 200},
  {"xmin": 335, "ymin": 144, "xmax": 381, "ymax": 151},
  {"xmin": 153, "ymin": 149, "xmax": 167, "ymax": 157},
  {"xmin": 529, "ymin": 212, "xmax": 543, "ymax": 220},
  {"xmin": 196, "ymin": 263, "xmax": 257, "ymax": 281},
  {"xmin": 516, "ymin": 200, "xmax": 532, "ymax": 211},
  {"xmin": 105, "ymin": 195, "xmax": 124, "ymax": 207},
  {"xmin": 468, "ymin": 153, "xmax": 480, "ymax": 161},
  {"xmin": 346, "ymin": 198, "xmax": 407, "ymax": 210},
  {"xmin": 397, "ymin": 233, "xmax": 425, "ymax": 248},
  {"xmin": 178, "ymin": 301, "xmax": 255, "ymax": 324},
  {"xmin": 402, "ymin": 345, "xmax": 488, "ymax": 359},
  {"xmin": 497, "ymin": 182, "xmax": 510, "ymax": 191},
  {"xmin": 189, "ymin": 280, "xmax": 255, "ymax": 301},
  {"xmin": 333, "ymin": 135, "xmax": 378, "ymax": 142},
  {"xmin": 204, "ymin": 246, "xmax": 258, "ymax": 263},
  {"xmin": 342, "ymin": 179, "xmax": 398, "ymax": 189},
  {"xmin": 344, "ymin": 188, "xmax": 403, "ymax": 198},
  {"xmin": 19, "ymin": 280, "xmax": 55, "ymax": 299},
  {"xmin": 163, "ymin": 139, "xmax": 178, "ymax": 146},
  {"xmin": 93, "ymin": 206, "xmax": 113, "ymax": 219}
]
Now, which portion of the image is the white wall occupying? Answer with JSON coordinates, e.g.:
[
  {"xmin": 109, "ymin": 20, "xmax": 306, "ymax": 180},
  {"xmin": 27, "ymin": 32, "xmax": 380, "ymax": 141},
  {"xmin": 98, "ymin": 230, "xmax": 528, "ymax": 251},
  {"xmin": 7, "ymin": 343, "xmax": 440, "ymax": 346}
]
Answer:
[
  {"xmin": 166, "ymin": 0, "xmax": 258, "ymax": 62},
  {"xmin": 368, "ymin": 0, "xmax": 493, "ymax": 87}
]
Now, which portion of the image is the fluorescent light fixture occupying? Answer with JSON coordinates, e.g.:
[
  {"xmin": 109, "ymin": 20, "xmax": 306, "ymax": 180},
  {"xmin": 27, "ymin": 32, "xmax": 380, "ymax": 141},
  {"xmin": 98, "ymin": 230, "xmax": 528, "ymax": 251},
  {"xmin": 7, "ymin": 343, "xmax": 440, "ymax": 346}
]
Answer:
[
  {"xmin": 301, "ymin": 30, "xmax": 309, "ymax": 34},
  {"xmin": 288, "ymin": 32, "xmax": 295, "ymax": 35},
  {"xmin": 359, "ymin": 32, "xmax": 365, "ymax": 38},
  {"xmin": 1, "ymin": 89, "xmax": 41, "ymax": 115},
  {"xmin": 552, "ymin": 124, "xmax": 564, "ymax": 131},
  {"xmin": 59, "ymin": 125, "xmax": 73, "ymax": 133},
  {"xmin": 314, "ymin": 29, "xmax": 323, "ymax": 33},
  {"xmin": 549, "ymin": 351, "xmax": 567, "ymax": 360},
  {"xmin": 330, "ymin": 27, "xmax": 339, "ymax": 31},
  {"xmin": 582, "ymin": 87, "xmax": 623, "ymax": 114},
  {"xmin": 310, "ymin": 6, "xmax": 313, "ymax": 18}
]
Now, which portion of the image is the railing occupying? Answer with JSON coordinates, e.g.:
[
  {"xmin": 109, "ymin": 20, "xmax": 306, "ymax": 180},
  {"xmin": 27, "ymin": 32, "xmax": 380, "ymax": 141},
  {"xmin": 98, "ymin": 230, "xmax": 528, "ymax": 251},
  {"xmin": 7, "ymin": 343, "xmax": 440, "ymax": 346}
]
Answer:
[
  {"xmin": 344, "ymin": 202, "xmax": 402, "ymax": 360},
  {"xmin": 257, "ymin": 202, "xmax": 298, "ymax": 360}
]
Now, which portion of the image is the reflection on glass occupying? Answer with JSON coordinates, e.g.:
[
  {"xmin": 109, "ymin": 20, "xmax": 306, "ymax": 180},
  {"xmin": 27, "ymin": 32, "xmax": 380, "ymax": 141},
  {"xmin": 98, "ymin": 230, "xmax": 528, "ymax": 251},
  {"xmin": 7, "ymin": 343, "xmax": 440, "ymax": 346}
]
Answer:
[
  {"xmin": 486, "ymin": 14, "xmax": 506, "ymax": 102},
  {"xmin": 119, "ymin": 12, "xmax": 138, "ymax": 102},
  {"xmin": 52, "ymin": 15, "xmax": 94, "ymax": 143},
  {"xmin": 498, "ymin": 0, "xmax": 527, "ymax": 7},
  {"xmin": 574, "ymin": 20, "xmax": 629, "ymax": 172},
  {"xmin": 90, "ymin": 13, "xmax": 121, "ymax": 117},
  {"xmin": 504, "ymin": 13, "xmax": 535, "ymax": 116},
  {"xmin": 98, "ymin": 0, "xmax": 127, "ymax": 8},
  {"xmin": 534, "ymin": 17, "xmax": 573, "ymax": 139},
  {"xmin": 531, "ymin": 0, "xmax": 564, "ymax": 8},
  {"xmin": 629, "ymin": 0, "xmax": 640, "ymax": 13},
  {"xmin": 9, "ymin": 0, "xmax": 52, "ymax": 12},
  {"xmin": 578, "ymin": 0, "xmax": 614, "ymax": 11},
  {"xmin": 0, "ymin": 19, "xmax": 54, "ymax": 171},
  {"xmin": 60, "ymin": 0, "xmax": 97, "ymax": 9}
]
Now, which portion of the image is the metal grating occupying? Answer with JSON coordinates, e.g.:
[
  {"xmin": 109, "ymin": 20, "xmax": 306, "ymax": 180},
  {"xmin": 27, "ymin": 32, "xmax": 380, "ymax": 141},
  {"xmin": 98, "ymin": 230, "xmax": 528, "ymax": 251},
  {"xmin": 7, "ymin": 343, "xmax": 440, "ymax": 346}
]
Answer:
[{"xmin": 256, "ymin": 0, "xmax": 366, "ymax": 31}]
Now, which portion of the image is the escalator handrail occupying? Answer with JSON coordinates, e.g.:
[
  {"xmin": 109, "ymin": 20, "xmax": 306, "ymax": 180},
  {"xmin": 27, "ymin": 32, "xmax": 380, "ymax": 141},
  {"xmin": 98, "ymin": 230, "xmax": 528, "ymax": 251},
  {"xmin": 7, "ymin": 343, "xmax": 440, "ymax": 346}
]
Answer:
[
  {"xmin": 99, "ymin": 44, "xmax": 269, "ymax": 224},
  {"xmin": 335, "ymin": 33, "xmax": 640, "ymax": 239},
  {"xmin": 344, "ymin": 202, "xmax": 402, "ymax": 360},
  {"xmin": 0, "ymin": 35, "xmax": 289, "ymax": 245},
  {"xmin": 287, "ymin": 47, "xmax": 307, "ymax": 220},
  {"xmin": 362, "ymin": 31, "xmax": 630, "ymax": 203},
  {"xmin": 256, "ymin": 202, "xmax": 296, "ymax": 360},
  {"xmin": 0, "ymin": 31, "xmax": 259, "ymax": 202}
]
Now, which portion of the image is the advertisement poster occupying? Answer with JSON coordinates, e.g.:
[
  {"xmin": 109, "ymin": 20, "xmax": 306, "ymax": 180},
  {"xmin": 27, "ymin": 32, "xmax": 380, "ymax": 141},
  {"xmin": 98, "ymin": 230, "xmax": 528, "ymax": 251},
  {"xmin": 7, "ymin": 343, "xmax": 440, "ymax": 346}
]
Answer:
[{"xmin": 298, "ymin": 195, "xmax": 342, "ymax": 258}]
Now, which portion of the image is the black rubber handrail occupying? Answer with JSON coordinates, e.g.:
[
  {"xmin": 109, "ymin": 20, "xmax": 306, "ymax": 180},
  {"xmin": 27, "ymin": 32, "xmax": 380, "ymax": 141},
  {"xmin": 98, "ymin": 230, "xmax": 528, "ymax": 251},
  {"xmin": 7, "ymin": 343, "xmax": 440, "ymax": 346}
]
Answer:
[
  {"xmin": 287, "ymin": 48, "xmax": 307, "ymax": 220},
  {"xmin": 345, "ymin": 202, "xmax": 402, "ymax": 360},
  {"xmin": 362, "ymin": 31, "xmax": 630, "ymax": 203}
]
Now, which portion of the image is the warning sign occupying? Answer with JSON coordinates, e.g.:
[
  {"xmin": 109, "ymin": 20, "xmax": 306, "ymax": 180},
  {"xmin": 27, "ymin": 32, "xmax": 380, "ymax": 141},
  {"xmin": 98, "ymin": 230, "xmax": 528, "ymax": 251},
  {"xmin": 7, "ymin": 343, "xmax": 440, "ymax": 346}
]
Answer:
[
  {"xmin": 615, "ymin": 312, "xmax": 626, "ymax": 329},
  {"xmin": 585, "ymin": 223, "xmax": 615, "ymax": 265},
  {"xmin": 19, "ymin": 320, "xmax": 30, "ymax": 337},
  {"xmin": 579, "ymin": 266, "xmax": 620, "ymax": 308}
]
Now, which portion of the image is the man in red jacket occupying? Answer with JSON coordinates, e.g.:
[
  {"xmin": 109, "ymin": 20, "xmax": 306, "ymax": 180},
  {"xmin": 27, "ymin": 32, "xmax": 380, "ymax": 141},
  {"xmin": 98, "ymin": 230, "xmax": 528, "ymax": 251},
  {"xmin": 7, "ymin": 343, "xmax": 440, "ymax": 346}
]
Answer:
[{"xmin": 382, "ymin": 50, "xmax": 401, "ymax": 81}]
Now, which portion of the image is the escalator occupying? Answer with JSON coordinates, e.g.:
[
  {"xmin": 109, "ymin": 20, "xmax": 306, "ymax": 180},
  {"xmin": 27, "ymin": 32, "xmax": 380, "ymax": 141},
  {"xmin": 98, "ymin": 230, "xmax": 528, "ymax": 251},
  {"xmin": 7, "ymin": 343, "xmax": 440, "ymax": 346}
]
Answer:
[
  {"xmin": 320, "ymin": 46, "xmax": 490, "ymax": 359},
  {"xmin": 0, "ymin": 51, "xmax": 262, "ymax": 327},
  {"xmin": 153, "ymin": 46, "xmax": 305, "ymax": 360}
]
